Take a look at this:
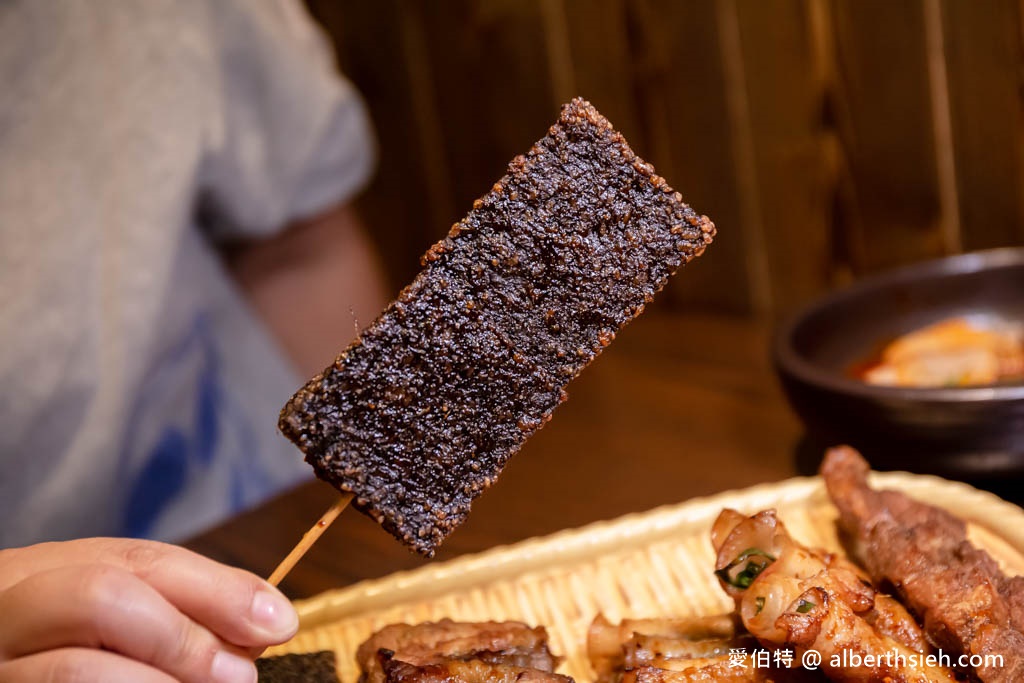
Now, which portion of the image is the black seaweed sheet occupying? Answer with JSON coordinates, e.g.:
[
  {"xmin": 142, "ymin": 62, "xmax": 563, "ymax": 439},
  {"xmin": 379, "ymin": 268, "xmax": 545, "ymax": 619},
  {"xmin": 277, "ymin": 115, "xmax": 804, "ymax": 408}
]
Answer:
[{"xmin": 257, "ymin": 651, "xmax": 339, "ymax": 683}]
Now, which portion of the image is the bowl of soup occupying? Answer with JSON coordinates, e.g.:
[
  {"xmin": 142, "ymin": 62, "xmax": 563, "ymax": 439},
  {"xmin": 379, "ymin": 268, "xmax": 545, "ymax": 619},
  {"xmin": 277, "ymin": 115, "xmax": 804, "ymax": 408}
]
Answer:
[{"xmin": 773, "ymin": 248, "xmax": 1024, "ymax": 477}]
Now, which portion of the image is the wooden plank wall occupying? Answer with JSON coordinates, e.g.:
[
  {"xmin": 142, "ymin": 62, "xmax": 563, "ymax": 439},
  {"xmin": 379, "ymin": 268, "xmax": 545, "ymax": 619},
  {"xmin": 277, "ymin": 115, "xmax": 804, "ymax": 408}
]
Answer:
[{"xmin": 306, "ymin": 0, "xmax": 1024, "ymax": 318}]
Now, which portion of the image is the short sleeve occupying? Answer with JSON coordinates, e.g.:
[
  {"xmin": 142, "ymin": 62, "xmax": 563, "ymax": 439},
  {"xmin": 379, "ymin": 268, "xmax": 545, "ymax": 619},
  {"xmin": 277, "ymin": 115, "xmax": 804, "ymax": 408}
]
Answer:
[{"xmin": 198, "ymin": 0, "xmax": 376, "ymax": 240}]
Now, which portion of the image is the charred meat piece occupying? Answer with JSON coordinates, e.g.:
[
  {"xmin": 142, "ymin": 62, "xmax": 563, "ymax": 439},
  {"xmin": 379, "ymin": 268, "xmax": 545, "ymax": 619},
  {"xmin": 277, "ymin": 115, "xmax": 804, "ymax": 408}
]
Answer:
[
  {"xmin": 256, "ymin": 651, "xmax": 339, "ymax": 683},
  {"xmin": 623, "ymin": 661, "xmax": 820, "ymax": 683},
  {"xmin": 380, "ymin": 654, "xmax": 572, "ymax": 683},
  {"xmin": 822, "ymin": 445, "xmax": 1024, "ymax": 683},
  {"xmin": 279, "ymin": 97, "xmax": 715, "ymax": 556},
  {"xmin": 357, "ymin": 620, "xmax": 558, "ymax": 683}
]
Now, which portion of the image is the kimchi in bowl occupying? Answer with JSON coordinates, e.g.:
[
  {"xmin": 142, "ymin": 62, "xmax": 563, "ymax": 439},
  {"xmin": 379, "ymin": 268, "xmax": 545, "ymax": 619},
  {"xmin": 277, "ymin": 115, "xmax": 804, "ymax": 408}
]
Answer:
[{"xmin": 773, "ymin": 248, "xmax": 1024, "ymax": 478}]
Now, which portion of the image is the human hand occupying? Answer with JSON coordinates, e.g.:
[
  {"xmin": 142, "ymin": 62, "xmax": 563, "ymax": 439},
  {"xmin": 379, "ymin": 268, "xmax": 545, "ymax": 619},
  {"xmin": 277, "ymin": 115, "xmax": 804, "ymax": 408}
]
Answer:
[{"xmin": 0, "ymin": 537, "xmax": 298, "ymax": 682}]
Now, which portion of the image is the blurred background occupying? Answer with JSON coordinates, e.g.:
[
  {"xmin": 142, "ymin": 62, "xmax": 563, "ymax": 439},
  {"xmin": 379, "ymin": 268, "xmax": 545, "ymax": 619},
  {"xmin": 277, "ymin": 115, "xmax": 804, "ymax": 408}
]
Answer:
[
  {"xmin": 5, "ymin": 0, "xmax": 1022, "ymax": 593},
  {"xmin": 181, "ymin": 0, "xmax": 1024, "ymax": 590},
  {"xmin": 307, "ymin": 0, "xmax": 1023, "ymax": 319}
]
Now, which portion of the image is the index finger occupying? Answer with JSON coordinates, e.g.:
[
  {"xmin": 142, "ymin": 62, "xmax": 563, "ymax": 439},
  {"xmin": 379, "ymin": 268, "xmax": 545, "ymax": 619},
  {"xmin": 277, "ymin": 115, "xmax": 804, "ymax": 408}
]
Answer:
[{"xmin": 0, "ymin": 538, "xmax": 298, "ymax": 649}]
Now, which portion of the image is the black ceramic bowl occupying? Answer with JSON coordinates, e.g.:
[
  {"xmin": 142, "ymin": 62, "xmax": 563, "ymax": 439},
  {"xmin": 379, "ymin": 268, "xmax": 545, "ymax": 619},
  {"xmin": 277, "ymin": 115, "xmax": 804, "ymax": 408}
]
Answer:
[{"xmin": 774, "ymin": 248, "xmax": 1024, "ymax": 479}]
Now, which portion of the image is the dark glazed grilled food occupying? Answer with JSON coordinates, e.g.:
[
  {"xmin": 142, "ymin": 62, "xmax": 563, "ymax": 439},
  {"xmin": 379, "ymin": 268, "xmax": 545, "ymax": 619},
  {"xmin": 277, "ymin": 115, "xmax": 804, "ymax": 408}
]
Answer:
[
  {"xmin": 822, "ymin": 446, "xmax": 1024, "ymax": 683},
  {"xmin": 279, "ymin": 97, "xmax": 715, "ymax": 556},
  {"xmin": 357, "ymin": 619, "xmax": 559, "ymax": 683},
  {"xmin": 622, "ymin": 663, "xmax": 816, "ymax": 683},
  {"xmin": 380, "ymin": 655, "xmax": 573, "ymax": 683},
  {"xmin": 256, "ymin": 651, "xmax": 339, "ymax": 683}
]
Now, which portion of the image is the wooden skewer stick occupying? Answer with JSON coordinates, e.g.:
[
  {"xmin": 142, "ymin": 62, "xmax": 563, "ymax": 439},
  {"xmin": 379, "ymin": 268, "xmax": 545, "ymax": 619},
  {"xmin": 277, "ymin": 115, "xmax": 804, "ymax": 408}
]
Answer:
[{"xmin": 267, "ymin": 493, "xmax": 354, "ymax": 587}]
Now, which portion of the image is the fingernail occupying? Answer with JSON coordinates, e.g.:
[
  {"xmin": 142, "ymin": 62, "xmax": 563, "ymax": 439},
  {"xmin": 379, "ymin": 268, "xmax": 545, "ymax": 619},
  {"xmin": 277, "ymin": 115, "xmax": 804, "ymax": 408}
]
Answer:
[
  {"xmin": 211, "ymin": 650, "xmax": 256, "ymax": 683},
  {"xmin": 251, "ymin": 586, "xmax": 299, "ymax": 638}
]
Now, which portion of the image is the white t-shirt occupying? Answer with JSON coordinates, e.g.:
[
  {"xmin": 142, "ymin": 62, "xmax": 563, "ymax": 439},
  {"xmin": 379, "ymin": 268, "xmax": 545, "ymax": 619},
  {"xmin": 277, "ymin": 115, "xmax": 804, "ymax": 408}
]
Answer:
[{"xmin": 0, "ymin": 0, "xmax": 375, "ymax": 546}]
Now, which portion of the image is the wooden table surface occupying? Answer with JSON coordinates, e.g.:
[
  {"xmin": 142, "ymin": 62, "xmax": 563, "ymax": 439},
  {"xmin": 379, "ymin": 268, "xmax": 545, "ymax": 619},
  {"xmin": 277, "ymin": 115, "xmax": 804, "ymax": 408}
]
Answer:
[{"xmin": 183, "ymin": 309, "xmax": 808, "ymax": 599}]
